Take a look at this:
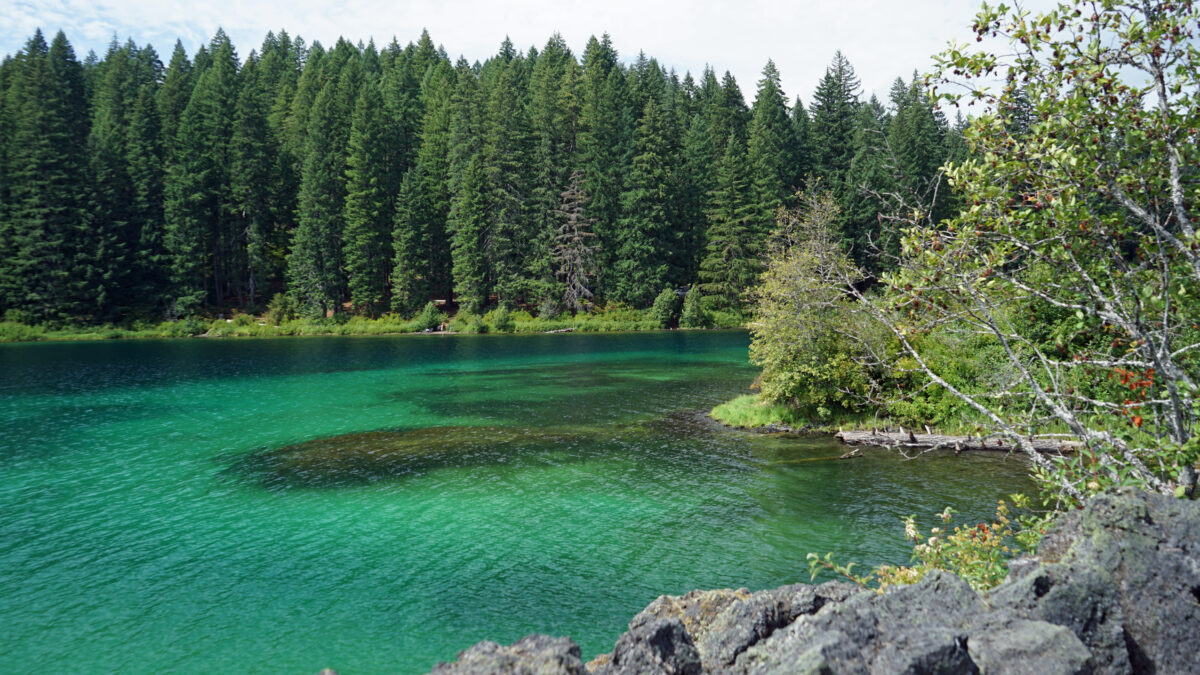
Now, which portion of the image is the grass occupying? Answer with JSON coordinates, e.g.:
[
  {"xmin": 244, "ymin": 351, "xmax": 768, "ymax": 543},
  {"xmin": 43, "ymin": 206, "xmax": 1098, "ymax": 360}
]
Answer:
[
  {"xmin": 710, "ymin": 394, "xmax": 808, "ymax": 429},
  {"xmin": 0, "ymin": 304, "xmax": 749, "ymax": 344}
]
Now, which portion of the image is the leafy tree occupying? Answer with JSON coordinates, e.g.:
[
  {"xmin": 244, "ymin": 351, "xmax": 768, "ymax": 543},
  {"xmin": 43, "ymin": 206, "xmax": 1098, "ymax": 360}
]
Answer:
[
  {"xmin": 751, "ymin": 191, "xmax": 874, "ymax": 418},
  {"xmin": 883, "ymin": 0, "xmax": 1200, "ymax": 500},
  {"xmin": 650, "ymin": 287, "xmax": 679, "ymax": 328}
]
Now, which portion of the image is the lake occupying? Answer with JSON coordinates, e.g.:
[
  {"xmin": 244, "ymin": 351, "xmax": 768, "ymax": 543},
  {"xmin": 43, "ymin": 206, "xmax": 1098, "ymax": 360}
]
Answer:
[{"xmin": 0, "ymin": 331, "xmax": 1032, "ymax": 673}]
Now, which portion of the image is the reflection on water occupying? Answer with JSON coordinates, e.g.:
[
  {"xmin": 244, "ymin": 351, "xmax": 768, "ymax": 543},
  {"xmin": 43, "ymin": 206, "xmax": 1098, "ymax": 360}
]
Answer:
[{"xmin": 0, "ymin": 332, "xmax": 1034, "ymax": 674}]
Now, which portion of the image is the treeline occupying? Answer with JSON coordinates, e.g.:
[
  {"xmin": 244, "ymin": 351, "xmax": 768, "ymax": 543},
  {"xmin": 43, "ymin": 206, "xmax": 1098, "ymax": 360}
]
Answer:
[{"xmin": 0, "ymin": 28, "xmax": 963, "ymax": 324}]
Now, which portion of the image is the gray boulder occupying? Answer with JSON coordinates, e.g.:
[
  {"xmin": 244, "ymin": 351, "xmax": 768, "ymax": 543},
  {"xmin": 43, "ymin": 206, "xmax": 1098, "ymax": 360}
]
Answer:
[
  {"xmin": 989, "ymin": 488, "xmax": 1200, "ymax": 674},
  {"xmin": 592, "ymin": 617, "xmax": 701, "ymax": 675},
  {"xmin": 430, "ymin": 634, "xmax": 585, "ymax": 675}
]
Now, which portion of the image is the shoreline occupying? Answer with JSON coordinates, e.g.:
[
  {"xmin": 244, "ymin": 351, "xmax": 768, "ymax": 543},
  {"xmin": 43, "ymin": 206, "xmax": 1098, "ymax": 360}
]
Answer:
[{"xmin": 0, "ymin": 321, "xmax": 749, "ymax": 345}]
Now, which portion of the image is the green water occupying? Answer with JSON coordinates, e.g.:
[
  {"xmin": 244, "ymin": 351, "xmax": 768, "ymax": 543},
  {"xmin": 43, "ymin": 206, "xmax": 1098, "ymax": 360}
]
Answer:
[{"xmin": 0, "ymin": 331, "xmax": 1032, "ymax": 674}]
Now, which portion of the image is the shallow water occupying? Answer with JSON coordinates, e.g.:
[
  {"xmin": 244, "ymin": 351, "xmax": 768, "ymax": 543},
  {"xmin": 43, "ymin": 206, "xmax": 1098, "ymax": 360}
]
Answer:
[{"xmin": 0, "ymin": 331, "xmax": 1033, "ymax": 673}]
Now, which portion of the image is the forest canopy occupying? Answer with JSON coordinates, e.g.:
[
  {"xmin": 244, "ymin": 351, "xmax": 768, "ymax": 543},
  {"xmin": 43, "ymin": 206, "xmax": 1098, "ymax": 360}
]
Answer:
[{"xmin": 0, "ymin": 28, "xmax": 960, "ymax": 324}]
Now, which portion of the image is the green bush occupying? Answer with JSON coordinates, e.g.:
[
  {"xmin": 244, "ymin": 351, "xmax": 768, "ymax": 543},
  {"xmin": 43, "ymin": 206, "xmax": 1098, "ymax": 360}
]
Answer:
[
  {"xmin": 0, "ymin": 321, "xmax": 46, "ymax": 342},
  {"xmin": 486, "ymin": 307, "xmax": 514, "ymax": 333},
  {"xmin": 449, "ymin": 312, "xmax": 488, "ymax": 334},
  {"xmin": 413, "ymin": 302, "xmax": 446, "ymax": 332},
  {"xmin": 266, "ymin": 293, "xmax": 297, "ymax": 325},
  {"xmin": 679, "ymin": 286, "xmax": 709, "ymax": 328},
  {"xmin": 650, "ymin": 288, "xmax": 680, "ymax": 328}
]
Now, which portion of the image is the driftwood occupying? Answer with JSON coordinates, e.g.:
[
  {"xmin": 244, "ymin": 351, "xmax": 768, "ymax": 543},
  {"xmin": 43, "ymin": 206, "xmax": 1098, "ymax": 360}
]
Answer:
[
  {"xmin": 542, "ymin": 327, "xmax": 577, "ymax": 334},
  {"xmin": 835, "ymin": 429, "xmax": 1080, "ymax": 455}
]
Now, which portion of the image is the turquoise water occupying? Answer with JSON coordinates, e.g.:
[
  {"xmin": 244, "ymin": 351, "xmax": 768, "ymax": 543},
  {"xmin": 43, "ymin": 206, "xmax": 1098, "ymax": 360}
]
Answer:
[{"xmin": 0, "ymin": 332, "xmax": 1032, "ymax": 673}]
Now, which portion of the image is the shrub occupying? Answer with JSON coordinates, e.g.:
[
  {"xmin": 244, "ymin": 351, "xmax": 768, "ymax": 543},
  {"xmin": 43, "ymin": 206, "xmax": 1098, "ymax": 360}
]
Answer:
[
  {"xmin": 485, "ymin": 307, "xmax": 514, "ymax": 333},
  {"xmin": 679, "ymin": 286, "xmax": 709, "ymax": 328},
  {"xmin": 266, "ymin": 293, "xmax": 297, "ymax": 325},
  {"xmin": 649, "ymin": 287, "xmax": 680, "ymax": 328},
  {"xmin": 449, "ymin": 312, "xmax": 488, "ymax": 334},
  {"xmin": 413, "ymin": 302, "xmax": 446, "ymax": 332},
  {"xmin": 0, "ymin": 321, "xmax": 46, "ymax": 342}
]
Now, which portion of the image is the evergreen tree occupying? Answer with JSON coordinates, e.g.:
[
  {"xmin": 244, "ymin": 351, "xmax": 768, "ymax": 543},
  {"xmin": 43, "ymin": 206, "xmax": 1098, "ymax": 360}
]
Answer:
[
  {"xmin": 287, "ymin": 79, "xmax": 349, "ymax": 317},
  {"xmin": 450, "ymin": 156, "xmax": 490, "ymax": 314},
  {"xmin": 405, "ymin": 58, "xmax": 455, "ymax": 303},
  {"xmin": 157, "ymin": 41, "xmax": 193, "ymax": 162},
  {"xmin": 553, "ymin": 170, "xmax": 599, "ymax": 313},
  {"xmin": 391, "ymin": 166, "xmax": 431, "ymax": 314},
  {"xmin": 526, "ymin": 34, "xmax": 580, "ymax": 308},
  {"xmin": 343, "ymin": 79, "xmax": 395, "ymax": 316},
  {"xmin": 126, "ymin": 84, "xmax": 168, "ymax": 311},
  {"xmin": 842, "ymin": 95, "xmax": 894, "ymax": 267},
  {"xmin": 578, "ymin": 36, "xmax": 632, "ymax": 295},
  {"xmin": 3, "ymin": 31, "xmax": 92, "ymax": 321},
  {"xmin": 229, "ymin": 55, "xmax": 277, "ymax": 306},
  {"xmin": 699, "ymin": 135, "xmax": 758, "ymax": 310},
  {"xmin": 163, "ymin": 30, "xmax": 238, "ymax": 313},
  {"xmin": 790, "ymin": 97, "xmax": 813, "ymax": 188},
  {"xmin": 614, "ymin": 98, "xmax": 671, "ymax": 307},
  {"xmin": 746, "ymin": 59, "xmax": 794, "ymax": 239},
  {"xmin": 482, "ymin": 50, "xmax": 533, "ymax": 307},
  {"xmin": 810, "ymin": 51, "xmax": 861, "ymax": 185}
]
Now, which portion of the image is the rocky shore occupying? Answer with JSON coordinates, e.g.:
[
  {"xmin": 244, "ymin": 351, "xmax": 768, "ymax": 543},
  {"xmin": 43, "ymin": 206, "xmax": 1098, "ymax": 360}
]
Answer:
[{"xmin": 425, "ymin": 489, "xmax": 1200, "ymax": 674}]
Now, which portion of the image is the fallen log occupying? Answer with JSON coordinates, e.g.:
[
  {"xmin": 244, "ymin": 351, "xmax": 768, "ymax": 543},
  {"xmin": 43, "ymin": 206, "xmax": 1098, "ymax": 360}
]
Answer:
[{"xmin": 835, "ymin": 429, "xmax": 1080, "ymax": 454}]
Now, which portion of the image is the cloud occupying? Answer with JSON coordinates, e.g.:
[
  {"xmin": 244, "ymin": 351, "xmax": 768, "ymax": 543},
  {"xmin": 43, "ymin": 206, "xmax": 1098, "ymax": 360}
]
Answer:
[{"xmin": 1, "ymin": 0, "xmax": 1056, "ymax": 104}]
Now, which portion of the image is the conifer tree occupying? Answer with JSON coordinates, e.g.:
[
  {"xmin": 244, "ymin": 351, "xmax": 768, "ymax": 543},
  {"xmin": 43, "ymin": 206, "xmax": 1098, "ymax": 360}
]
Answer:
[
  {"xmin": 526, "ymin": 35, "xmax": 580, "ymax": 308},
  {"xmin": 287, "ymin": 79, "xmax": 349, "ymax": 317},
  {"xmin": 614, "ymin": 98, "xmax": 671, "ymax": 307},
  {"xmin": 810, "ymin": 51, "xmax": 861, "ymax": 185},
  {"xmin": 229, "ymin": 55, "xmax": 276, "ymax": 306},
  {"xmin": 746, "ymin": 60, "xmax": 794, "ymax": 239},
  {"xmin": 4, "ymin": 31, "xmax": 92, "ymax": 321},
  {"xmin": 405, "ymin": 58, "xmax": 455, "ymax": 303},
  {"xmin": 157, "ymin": 41, "xmax": 193, "ymax": 163},
  {"xmin": 126, "ymin": 84, "xmax": 168, "ymax": 311},
  {"xmin": 482, "ymin": 52, "xmax": 533, "ymax": 307},
  {"xmin": 163, "ymin": 30, "xmax": 238, "ymax": 313},
  {"xmin": 343, "ymin": 79, "xmax": 395, "ymax": 316},
  {"xmin": 391, "ymin": 166, "xmax": 431, "ymax": 315},
  {"xmin": 450, "ymin": 156, "xmax": 490, "ymax": 314},
  {"xmin": 699, "ymin": 134, "xmax": 758, "ymax": 310},
  {"xmin": 578, "ymin": 37, "xmax": 632, "ymax": 294},
  {"xmin": 553, "ymin": 170, "xmax": 599, "ymax": 313}
]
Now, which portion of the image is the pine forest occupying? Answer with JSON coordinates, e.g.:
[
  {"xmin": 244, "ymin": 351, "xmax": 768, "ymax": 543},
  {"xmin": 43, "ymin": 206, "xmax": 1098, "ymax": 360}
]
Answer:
[{"xmin": 0, "ymin": 28, "xmax": 962, "ymax": 325}]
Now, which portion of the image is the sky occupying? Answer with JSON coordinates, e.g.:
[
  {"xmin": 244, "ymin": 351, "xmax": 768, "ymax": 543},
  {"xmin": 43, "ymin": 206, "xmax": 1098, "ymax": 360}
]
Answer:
[{"xmin": 0, "ymin": 0, "xmax": 1051, "ymax": 103}]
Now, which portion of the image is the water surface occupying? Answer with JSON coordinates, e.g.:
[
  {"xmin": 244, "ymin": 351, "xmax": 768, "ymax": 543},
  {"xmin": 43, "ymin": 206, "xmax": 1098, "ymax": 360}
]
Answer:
[{"xmin": 0, "ymin": 332, "xmax": 1032, "ymax": 673}]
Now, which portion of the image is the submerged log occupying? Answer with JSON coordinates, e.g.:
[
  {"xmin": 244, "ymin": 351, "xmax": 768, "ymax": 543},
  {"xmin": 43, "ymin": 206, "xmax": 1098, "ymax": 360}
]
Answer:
[{"xmin": 835, "ymin": 429, "xmax": 1080, "ymax": 454}]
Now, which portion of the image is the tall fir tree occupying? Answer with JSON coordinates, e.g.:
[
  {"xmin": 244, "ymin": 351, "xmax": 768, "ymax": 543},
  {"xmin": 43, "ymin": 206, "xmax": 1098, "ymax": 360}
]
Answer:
[
  {"xmin": 449, "ymin": 156, "xmax": 490, "ymax": 314},
  {"xmin": 163, "ymin": 30, "xmax": 238, "ymax": 313},
  {"xmin": 343, "ymin": 79, "xmax": 396, "ymax": 316},
  {"xmin": 746, "ymin": 59, "xmax": 795, "ymax": 239},
  {"xmin": 482, "ymin": 50, "xmax": 533, "ymax": 307},
  {"xmin": 613, "ymin": 98, "xmax": 671, "ymax": 307},
  {"xmin": 3, "ymin": 31, "xmax": 93, "ymax": 321},
  {"xmin": 699, "ymin": 134, "xmax": 759, "ymax": 310},
  {"xmin": 810, "ymin": 51, "xmax": 861, "ymax": 186}
]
